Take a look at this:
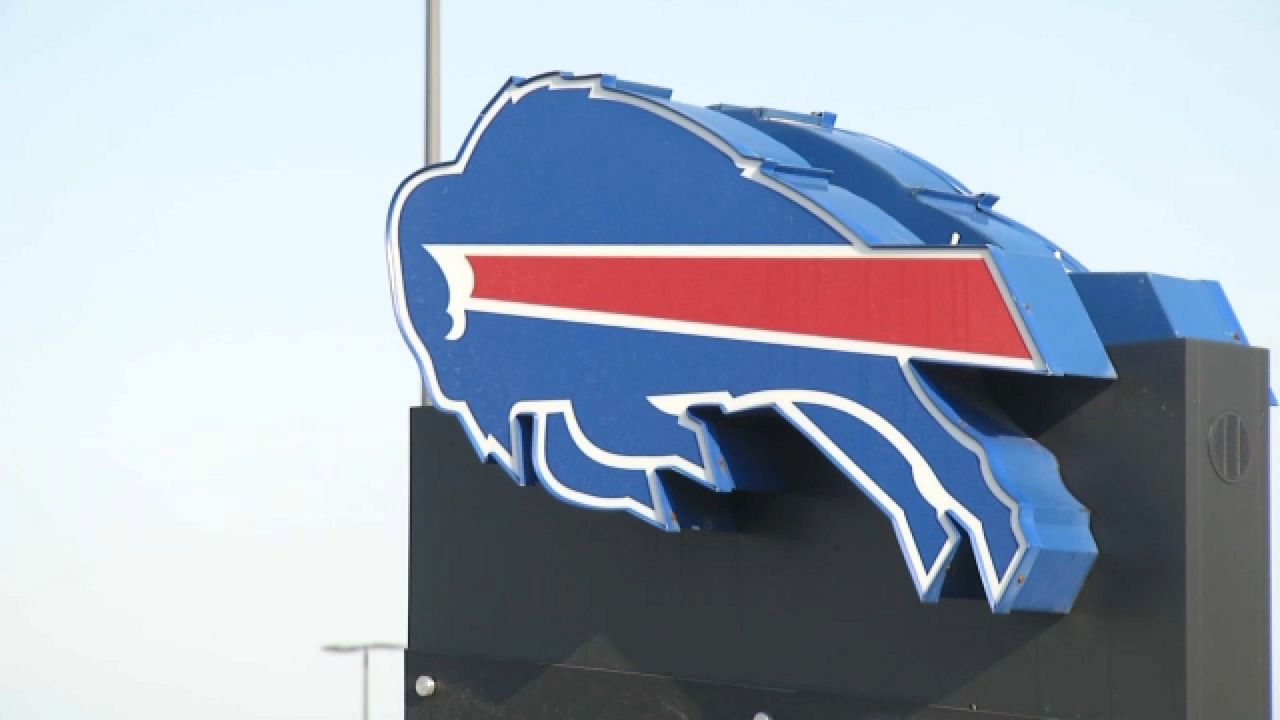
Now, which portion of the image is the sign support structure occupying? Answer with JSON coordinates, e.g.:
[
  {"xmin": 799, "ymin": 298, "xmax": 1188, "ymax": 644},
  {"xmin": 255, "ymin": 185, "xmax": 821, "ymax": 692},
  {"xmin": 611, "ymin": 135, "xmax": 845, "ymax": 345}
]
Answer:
[
  {"xmin": 420, "ymin": 0, "xmax": 440, "ymax": 408},
  {"xmin": 391, "ymin": 70, "xmax": 1271, "ymax": 717},
  {"xmin": 403, "ymin": 339, "xmax": 1270, "ymax": 718}
]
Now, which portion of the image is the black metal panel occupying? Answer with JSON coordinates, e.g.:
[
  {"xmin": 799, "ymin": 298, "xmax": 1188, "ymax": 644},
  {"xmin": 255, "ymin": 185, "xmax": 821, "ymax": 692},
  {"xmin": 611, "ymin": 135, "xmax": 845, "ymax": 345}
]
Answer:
[
  {"xmin": 403, "ymin": 650, "xmax": 1029, "ymax": 719},
  {"xmin": 406, "ymin": 339, "xmax": 1269, "ymax": 719},
  {"xmin": 1184, "ymin": 342, "xmax": 1270, "ymax": 717}
]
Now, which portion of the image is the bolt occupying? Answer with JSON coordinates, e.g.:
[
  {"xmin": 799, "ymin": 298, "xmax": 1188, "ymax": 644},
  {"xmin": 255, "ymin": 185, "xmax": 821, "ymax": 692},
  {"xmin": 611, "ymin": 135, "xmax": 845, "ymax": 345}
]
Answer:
[
  {"xmin": 753, "ymin": 713, "xmax": 772, "ymax": 720},
  {"xmin": 415, "ymin": 675, "xmax": 437, "ymax": 697}
]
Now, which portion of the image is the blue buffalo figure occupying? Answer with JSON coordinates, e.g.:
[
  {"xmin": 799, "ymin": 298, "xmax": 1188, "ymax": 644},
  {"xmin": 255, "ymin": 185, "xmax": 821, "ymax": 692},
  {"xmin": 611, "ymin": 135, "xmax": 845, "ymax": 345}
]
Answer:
[{"xmin": 388, "ymin": 72, "xmax": 1256, "ymax": 613}]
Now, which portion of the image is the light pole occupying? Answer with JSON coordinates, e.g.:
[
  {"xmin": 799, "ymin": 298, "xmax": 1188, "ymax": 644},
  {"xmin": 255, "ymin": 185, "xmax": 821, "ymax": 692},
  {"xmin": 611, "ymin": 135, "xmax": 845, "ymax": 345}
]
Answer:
[
  {"xmin": 322, "ymin": 642, "xmax": 405, "ymax": 720},
  {"xmin": 421, "ymin": 0, "xmax": 440, "ymax": 407},
  {"xmin": 425, "ymin": 0, "xmax": 440, "ymax": 168}
]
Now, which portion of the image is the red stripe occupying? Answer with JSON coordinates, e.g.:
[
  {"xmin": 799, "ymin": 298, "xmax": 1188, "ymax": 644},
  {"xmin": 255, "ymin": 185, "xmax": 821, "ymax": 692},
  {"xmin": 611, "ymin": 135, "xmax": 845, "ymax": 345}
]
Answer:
[{"xmin": 467, "ymin": 254, "xmax": 1030, "ymax": 359}]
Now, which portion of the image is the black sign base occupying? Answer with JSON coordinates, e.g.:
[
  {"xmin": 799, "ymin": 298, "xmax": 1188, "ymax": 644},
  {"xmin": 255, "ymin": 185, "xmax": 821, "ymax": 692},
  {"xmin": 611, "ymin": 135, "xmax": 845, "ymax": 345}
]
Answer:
[{"xmin": 404, "ymin": 339, "xmax": 1270, "ymax": 719}]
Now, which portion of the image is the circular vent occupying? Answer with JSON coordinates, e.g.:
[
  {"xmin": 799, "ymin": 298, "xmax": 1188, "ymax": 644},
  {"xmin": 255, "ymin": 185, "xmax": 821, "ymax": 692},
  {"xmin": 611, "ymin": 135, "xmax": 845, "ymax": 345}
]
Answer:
[{"xmin": 1208, "ymin": 411, "xmax": 1251, "ymax": 484}]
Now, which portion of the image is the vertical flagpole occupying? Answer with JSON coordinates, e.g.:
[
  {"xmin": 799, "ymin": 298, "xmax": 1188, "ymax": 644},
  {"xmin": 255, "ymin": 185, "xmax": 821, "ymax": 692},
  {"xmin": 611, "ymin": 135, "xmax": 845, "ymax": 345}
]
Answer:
[
  {"xmin": 422, "ymin": 0, "xmax": 440, "ymax": 406},
  {"xmin": 425, "ymin": 0, "xmax": 440, "ymax": 166}
]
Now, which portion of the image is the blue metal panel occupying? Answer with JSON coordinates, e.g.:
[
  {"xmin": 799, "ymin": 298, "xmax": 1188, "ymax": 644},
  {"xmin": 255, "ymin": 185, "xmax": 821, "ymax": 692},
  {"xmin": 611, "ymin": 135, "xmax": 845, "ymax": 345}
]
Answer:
[
  {"xmin": 712, "ymin": 104, "xmax": 1087, "ymax": 269},
  {"xmin": 989, "ymin": 249, "xmax": 1118, "ymax": 379},
  {"xmin": 909, "ymin": 366, "xmax": 1096, "ymax": 613},
  {"xmin": 1071, "ymin": 273, "xmax": 1274, "ymax": 403},
  {"xmin": 1072, "ymin": 273, "xmax": 1248, "ymax": 347}
]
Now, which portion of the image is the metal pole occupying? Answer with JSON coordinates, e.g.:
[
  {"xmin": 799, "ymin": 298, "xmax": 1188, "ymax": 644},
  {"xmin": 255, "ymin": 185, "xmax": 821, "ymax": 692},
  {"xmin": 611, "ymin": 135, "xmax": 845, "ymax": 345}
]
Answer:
[
  {"xmin": 361, "ymin": 647, "xmax": 370, "ymax": 720},
  {"xmin": 422, "ymin": 0, "xmax": 440, "ymax": 407},
  {"xmin": 425, "ymin": 0, "xmax": 441, "ymax": 167},
  {"xmin": 322, "ymin": 644, "xmax": 403, "ymax": 719}
]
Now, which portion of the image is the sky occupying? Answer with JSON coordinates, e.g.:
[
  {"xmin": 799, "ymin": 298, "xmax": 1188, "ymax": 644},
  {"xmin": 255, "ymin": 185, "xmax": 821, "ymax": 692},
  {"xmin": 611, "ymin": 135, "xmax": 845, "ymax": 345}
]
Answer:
[{"xmin": 1, "ymin": 0, "xmax": 1278, "ymax": 717}]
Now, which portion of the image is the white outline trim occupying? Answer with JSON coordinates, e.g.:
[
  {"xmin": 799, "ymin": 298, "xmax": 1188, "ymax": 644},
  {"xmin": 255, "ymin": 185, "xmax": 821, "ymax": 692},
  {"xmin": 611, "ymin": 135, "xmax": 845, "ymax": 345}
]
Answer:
[
  {"xmin": 386, "ymin": 73, "xmax": 1034, "ymax": 611},
  {"xmin": 514, "ymin": 400, "xmax": 694, "ymax": 526},
  {"xmin": 648, "ymin": 386, "xmax": 1020, "ymax": 609},
  {"xmin": 426, "ymin": 243, "xmax": 1038, "ymax": 372},
  {"xmin": 899, "ymin": 361, "xmax": 1026, "ymax": 607}
]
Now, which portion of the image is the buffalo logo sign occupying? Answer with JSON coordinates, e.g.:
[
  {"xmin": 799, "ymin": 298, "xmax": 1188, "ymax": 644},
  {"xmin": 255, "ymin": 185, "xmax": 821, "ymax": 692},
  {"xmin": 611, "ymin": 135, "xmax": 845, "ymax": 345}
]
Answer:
[{"xmin": 387, "ymin": 73, "xmax": 1258, "ymax": 614}]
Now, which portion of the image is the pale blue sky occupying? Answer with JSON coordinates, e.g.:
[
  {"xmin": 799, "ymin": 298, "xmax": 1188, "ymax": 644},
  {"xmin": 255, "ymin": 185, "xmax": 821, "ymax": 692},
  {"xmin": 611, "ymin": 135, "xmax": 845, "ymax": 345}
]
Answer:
[{"xmin": 2, "ymin": 1, "xmax": 1277, "ymax": 718}]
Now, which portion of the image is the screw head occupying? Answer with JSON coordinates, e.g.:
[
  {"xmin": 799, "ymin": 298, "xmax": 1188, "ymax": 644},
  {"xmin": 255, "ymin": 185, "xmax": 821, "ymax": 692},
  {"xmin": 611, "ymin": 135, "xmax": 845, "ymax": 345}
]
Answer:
[{"xmin": 415, "ymin": 675, "xmax": 437, "ymax": 697}]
